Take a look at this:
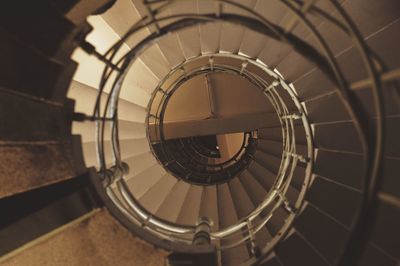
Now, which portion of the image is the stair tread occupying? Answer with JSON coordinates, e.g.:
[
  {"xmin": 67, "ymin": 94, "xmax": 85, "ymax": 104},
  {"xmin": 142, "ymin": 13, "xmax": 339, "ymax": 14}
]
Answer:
[
  {"xmin": 0, "ymin": 89, "xmax": 74, "ymax": 141},
  {"xmin": 306, "ymin": 176, "xmax": 361, "ymax": 228},
  {"xmin": 139, "ymin": 45, "xmax": 170, "ymax": 80},
  {"xmin": 219, "ymin": 23, "xmax": 245, "ymax": 54},
  {"xmin": 230, "ymin": 177, "xmax": 271, "ymax": 249},
  {"xmin": 265, "ymin": 205, "xmax": 288, "ymax": 237},
  {"xmin": 139, "ymin": 173, "xmax": 177, "ymax": 214},
  {"xmin": 294, "ymin": 204, "xmax": 349, "ymax": 263},
  {"xmin": 253, "ymin": 150, "xmax": 281, "ymax": 175},
  {"xmin": 126, "ymin": 163, "xmax": 166, "ymax": 199},
  {"xmin": 82, "ymin": 138, "xmax": 149, "ymax": 167},
  {"xmin": 156, "ymin": 180, "xmax": 191, "ymax": 223},
  {"xmin": 0, "ymin": 208, "xmax": 165, "ymax": 265},
  {"xmin": 0, "ymin": 2, "xmax": 76, "ymax": 57},
  {"xmin": 0, "ymin": 136, "xmax": 86, "ymax": 199},
  {"xmin": 369, "ymin": 198, "xmax": 400, "ymax": 259},
  {"xmin": 359, "ymin": 243, "xmax": 398, "ymax": 266},
  {"xmin": 238, "ymin": 170, "xmax": 268, "ymax": 207},
  {"xmin": 157, "ymin": 34, "xmax": 186, "ymax": 68},
  {"xmin": 0, "ymin": 30, "xmax": 76, "ymax": 100},
  {"xmin": 275, "ymin": 231, "xmax": 329, "ymax": 266},
  {"xmin": 313, "ymin": 121, "xmax": 362, "ymax": 153},
  {"xmin": 199, "ymin": 186, "xmax": 219, "ymax": 231},
  {"xmin": 176, "ymin": 185, "xmax": 203, "ymax": 226},
  {"xmin": 314, "ymin": 149, "xmax": 364, "ymax": 189},
  {"xmin": 73, "ymin": 119, "xmax": 146, "ymax": 143},
  {"xmin": 247, "ymin": 161, "xmax": 276, "ymax": 192},
  {"xmin": 68, "ymin": 80, "xmax": 148, "ymax": 123},
  {"xmin": 217, "ymin": 183, "xmax": 249, "ymax": 265}
]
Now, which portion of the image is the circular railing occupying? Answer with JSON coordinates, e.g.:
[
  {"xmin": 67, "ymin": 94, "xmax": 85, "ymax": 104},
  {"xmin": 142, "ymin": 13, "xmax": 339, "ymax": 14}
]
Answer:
[{"xmin": 97, "ymin": 50, "xmax": 314, "ymax": 260}]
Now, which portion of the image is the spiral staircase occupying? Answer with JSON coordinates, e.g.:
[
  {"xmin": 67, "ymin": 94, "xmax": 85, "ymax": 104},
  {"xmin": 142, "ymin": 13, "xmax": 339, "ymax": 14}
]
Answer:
[{"xmin": 0, "ymin": 0, "xmax": 399, "ymax": 265}]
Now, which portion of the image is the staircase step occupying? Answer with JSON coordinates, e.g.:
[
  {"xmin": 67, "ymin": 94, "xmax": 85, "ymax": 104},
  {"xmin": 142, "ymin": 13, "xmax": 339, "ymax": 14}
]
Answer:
[
  {"xmin": 217, "ymin": 183, "xmax": 249, "ymax": 266},
  {"xmin": 383, "ymin": 117, "xmax": 400, "ymax": 158},
  {"xmin": 0, "ymin": 136, "xmax": 86, "ymax": 199},
  {"xmin": 229, "ymin": 178, "xmax": 271, "ymax": 249},
  {"xmin": 139, "ymin": 173, "xmax": 177, "ymax": 214},
  {"xmin": 123, "ymin": 151, "xmax": 157, "ymax": 177},
  {"xmin": 0, "ymin": 90, "xmax": 74, "ymax": 141},
  {"xmin": 177, "ymin": 26, "xmax": 202, "ymax": 59},
  {"xmin": 229, "ymin": 178, "xmax": 255, "ymax": 219},
  {"xmin": 253, "ymin": 151, "xmax": 281, "ymax": 175},
  {"xmin": 220, "ymin": 23, "xmax": 245, "ymax": 54},
  {"xmin": 274, "ymin": 0, "xmax": 341, "ymax": 83},
  {"xmin": 381, "ymin": 157, "xmax": 400, "ymax": 199},
  {"xmin": 285, "ymin": 185, "xmax": 300, "ymax": 207},
  {"xmin": 238, "ymin": 170, "xmax": 268, "ymax": 207},
  {"xmin": 0, "ymin": 32, "xmax": 76, "ymax": 101},
  {"xmin": 257, "ymin": 139, "xmax": 283, "ymax": 159},
  {"xmin": 313, "ymin": 121, "xmax": 362, "ymax": 153},
  {"xmin": 275, "ymin": 48, "xmax": 316, "ymax": 84},
  {"xmin": 68, "ymin": 80, "xmax": 148, "ymax": 123},
  {"xmin": 359, "ymin": 243, "xmax": 398, "ymax": 266},
  {"xmin": 290, "ymin": 164, "xmax": 307, "ymax": 191},
  {"xmin": 0, "ymin": 208, "xmax": 165, "ymax": 265},
  {"xmin": 247, "ymin": 0, "xmax": 288, "ymax": 64},
  {"xmin": 257, "ymin": 37, "xmax": 291, "ymax": 69},
  {"xmin": 140, "ymin": 45, "xmax": 170, "ymax": 80},
  {"xmin": 199, "ymin": 186, "xmax": 219, "ymax": 231},
  {"xmin": 294, "ymin": 204, "xmax": 348, "ymax": 264},
  {"xmin": 0, "ymin": 2, "xmax": 76, "ymax": 57},
  {"xmin": 273, "ymin": 87, "xmax": 298, "ymax": 111},
  {"xmin": 198, "ymin": 1, "xmax": 221, "ymax": 54},
  {"xmin": 73, "ymin": 119, "xmax": 146, "ymax": 143},
  {"xmin": 306, "ymin": 176, "xmax": 361, "ymax": 228},
  {"xmin": 275, "ymin": 231, "xmax": 329, "ymax": 266},
  {"xmin": 239, "ymin": 29, "xmax": 268, "ymax": 59},
  {"xmin": 257, "ymin": 127, "xmax": 283, "ymax": 143},
  {"xmin": 295, "ymin": 16, "xmax": 400, "ymax": 113},
  {"xmin": 365, "ymin": 17, "xmax": 400, "ymax": 70},
  {"xmin": 170, "ymin": 1, "xmax": 201, "ymax": 59},
  {"xmin": 100, "ymin": 0, "xmax": 148, "ymax": 48},
  {"xmin": 265, "ymin": 205, "xmax": 288, "ymax": 236},
  {"xmin": 176, "ymin": 185, "xmax": 203, "ymax": 226},
  {"xmin": 305, "ymin": 92, "xmax": 351, "ymax": 123},
  {"xmin": 60, "ymin": 0, "xmax": 117, "ymax": 25},
  {"xmin": 82, "ymin": 138, "xmax": 149, "ymax": 167},
  {"xmin": 200, "ymin": 21, "xmax": 222, "ymax": 55},
  {"xmin": 311, "ymin": 0, "xmax": 400, "ymax": 58},
  {"xmin": 369, "ymin": 198, "xmax": 400, "ymax": 260},
  {"xmin": 0, "ymin": 173, "xmax": 100, "ymax": 257},
  {"xmin": 247, "ymin": 161, "xmax": 276, "ymax": 192},
  {"xmin": 314, "ymin": 149, "xmax": 364, "ymax": 189},
  {"xmin": 157, "ymin": 33, "xmax": 186, "ymax": 68},
  {"xmin": 126, "ymin": 164, "xmax": 166, "ymax": 199},
  {"xmin": 156, "ymin": 181, "xmax": 191, "ymax": 223},
  {"xmin": 293, "ymin": 67, "xmax": 335, "ymax": 102}
]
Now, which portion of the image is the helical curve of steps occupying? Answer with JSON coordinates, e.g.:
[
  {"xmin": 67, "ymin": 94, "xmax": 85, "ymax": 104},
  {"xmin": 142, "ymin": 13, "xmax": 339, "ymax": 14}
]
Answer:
[{"xmin": 0, "ymin": 1, "xmax": 399, "ymax": 266}]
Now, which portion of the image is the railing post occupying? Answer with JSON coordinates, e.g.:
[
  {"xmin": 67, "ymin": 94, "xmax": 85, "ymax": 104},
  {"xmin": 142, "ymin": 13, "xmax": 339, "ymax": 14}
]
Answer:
[
  {"xmin": 193, "ymin": 217, "xmax": 213, "ymax": 245},
  {"xmin": 102, "ymin": 162, "xmax": 129, "ymax": 187},
  {"xmin": 247, "ymin": 220, "xmax": 261, "ymax": 258}
]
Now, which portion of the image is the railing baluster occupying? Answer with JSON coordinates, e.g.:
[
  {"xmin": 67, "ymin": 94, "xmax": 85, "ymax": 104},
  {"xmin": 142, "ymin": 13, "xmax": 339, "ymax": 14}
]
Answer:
[{"xmin": 247, "ymin": 220, "xmax": 261, "ymax": 258}]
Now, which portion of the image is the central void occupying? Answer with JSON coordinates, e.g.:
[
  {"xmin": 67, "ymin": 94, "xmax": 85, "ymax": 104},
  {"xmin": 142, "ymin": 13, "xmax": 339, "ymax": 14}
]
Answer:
[{"xmin": 148, "ymin": 71, "xmax": 274, "ymax": 185}]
